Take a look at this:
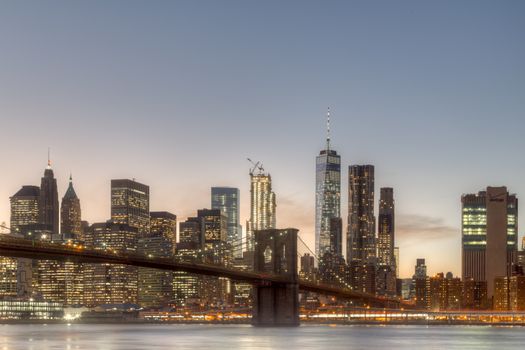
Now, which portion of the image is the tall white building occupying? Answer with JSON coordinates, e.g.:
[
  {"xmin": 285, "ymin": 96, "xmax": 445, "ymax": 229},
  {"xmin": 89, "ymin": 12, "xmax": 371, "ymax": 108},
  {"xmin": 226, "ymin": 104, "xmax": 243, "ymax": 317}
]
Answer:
[{"xmin": 246, "ymin": 165, "xmax": 276, "ymax": 252}]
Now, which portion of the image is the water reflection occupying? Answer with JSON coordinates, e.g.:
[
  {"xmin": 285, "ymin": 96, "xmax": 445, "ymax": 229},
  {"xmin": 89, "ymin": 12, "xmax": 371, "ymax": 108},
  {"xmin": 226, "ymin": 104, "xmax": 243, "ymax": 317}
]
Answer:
[{"xmin": 0, "ymin": 324, "xmax": 523, "ymax": 350}]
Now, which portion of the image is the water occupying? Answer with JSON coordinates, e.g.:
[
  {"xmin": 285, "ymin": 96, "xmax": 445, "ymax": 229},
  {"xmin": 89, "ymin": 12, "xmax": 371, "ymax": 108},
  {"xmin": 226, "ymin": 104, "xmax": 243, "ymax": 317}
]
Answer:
[{"xmin": 0, "ymin": 324, "xmax": 524, "ymax": 349}]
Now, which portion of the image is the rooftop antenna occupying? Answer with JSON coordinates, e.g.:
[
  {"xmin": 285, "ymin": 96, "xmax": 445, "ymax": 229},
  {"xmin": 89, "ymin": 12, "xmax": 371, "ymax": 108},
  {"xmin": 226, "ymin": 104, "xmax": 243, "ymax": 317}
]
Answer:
[
  {"xmin": 326, "ymin": 107, "xmax": 331, "ymax": 150},
  {"xmin": 47, "ymin": 147, "xmax": 51, "ymax": 169}
]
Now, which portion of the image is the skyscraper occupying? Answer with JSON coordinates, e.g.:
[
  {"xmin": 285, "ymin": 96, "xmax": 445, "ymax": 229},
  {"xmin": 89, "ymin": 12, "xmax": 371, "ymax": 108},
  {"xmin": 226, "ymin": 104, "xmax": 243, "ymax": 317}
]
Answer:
[
  {"xmin": 315, "ymin": 108, "xmax": 341, "ymax": 257},
  {"xmin": 149, "ymin": 212, "xmax": 177, "ymax": 252},
  {"xmin": 462, "ymin": 187, "xmax": 518, "ymax": 302},
  {"xmin": 10, "ymin": 185, "xmax": 41, "ymax": 297},
  {"xmin": 246, "ymin": 165, "xmax": 276, "ymax": 252},
  {"xmin": 211, "ymin": 187, "xmax": 241, "ymax": 251},
  {"xmin": 60, "ymin": 175, "xmax": 82, "ymax": 239},
  {"xmin": 39, "ymin": 158, "xmax": 59, "ymax": 234},
  {"xmin": 83, "ymin": 222, "xmax": 139, "ymax": 306},
  {"xmin": 10, "ymin": 186, "xmax": 40, "ymax": 234},
  {"xmin": 138, "ymin": 212, "xmax": 176, "ymax": 307},
  {"xmin": 111, "ymin": 179, "xmax": 150, "ymax": 236},
  {"xmin": 347, "ymin": 165, "xmax": 376, "ymax": 263},
  {"xmin": 378, "ymin": 188, "xmax": 395, "ymax": 268}
]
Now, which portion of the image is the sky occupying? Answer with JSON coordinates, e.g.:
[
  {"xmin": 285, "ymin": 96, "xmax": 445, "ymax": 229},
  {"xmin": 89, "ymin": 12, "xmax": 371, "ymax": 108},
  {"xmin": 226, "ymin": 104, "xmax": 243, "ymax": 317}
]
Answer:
[{"xmin": 0, "ymin": 1, "xmax": 524, "ymax": 278}]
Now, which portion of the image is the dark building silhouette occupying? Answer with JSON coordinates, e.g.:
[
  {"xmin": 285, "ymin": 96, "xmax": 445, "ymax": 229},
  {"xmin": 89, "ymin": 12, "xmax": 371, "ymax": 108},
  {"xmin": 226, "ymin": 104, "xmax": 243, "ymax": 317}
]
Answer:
[
  {"xmin": 60, "ymin": 175, "xmax": 82, "ymax": 240},
  {"xmin": 377, "ymin": 187, "xmax": 396, "ymax": 297},
  {"xmin": 347, "ymin": 165, "xmax": 376, "ymax": 293},
  {"xmin": 347, "ymin": 165, "xmax": 376, "ymax": 263},
  {"xmin": 39, "ymin": 160, "xmax": 59, "ymax": 234}
]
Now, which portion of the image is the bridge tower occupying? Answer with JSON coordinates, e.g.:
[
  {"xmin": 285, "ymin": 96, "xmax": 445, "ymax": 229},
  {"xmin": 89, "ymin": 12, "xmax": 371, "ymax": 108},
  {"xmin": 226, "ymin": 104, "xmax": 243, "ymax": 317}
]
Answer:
[{"xmin": 252, "ymin": 228, "xmax": 299, "ymax": 326}]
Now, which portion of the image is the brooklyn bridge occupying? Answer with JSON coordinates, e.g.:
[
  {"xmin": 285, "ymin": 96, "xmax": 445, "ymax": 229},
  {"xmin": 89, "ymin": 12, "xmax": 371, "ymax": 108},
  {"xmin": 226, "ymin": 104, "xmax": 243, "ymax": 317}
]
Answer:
[{"xmin": 0, "ymin": 228, "xmax": 412, "ymax": 326}]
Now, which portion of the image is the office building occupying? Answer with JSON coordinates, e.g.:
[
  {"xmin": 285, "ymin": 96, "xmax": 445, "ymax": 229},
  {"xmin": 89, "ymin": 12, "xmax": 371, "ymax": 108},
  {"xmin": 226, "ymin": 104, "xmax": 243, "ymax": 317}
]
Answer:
[
  {"xmin": 60, "ymin": 175, "xmax": 82, "ymax": 239},
  {"xmin": 211, "ymin": 187, "xmax": 242, "ymax": 254},
  {"xmin": 149, "ymin": 211, "xmax": 177, "ymax": 253},
  {"xmin": 347, "ymin": 165, "xmax": 376, "ymax": 263},
  {"xmin": 174, "ymin": 217, "xmax": 204, "ymax": 306},
  {"xmin": 377, "ymin": 188, "xmax": 396, "ymax": 296},
  {"xmin": 83, "ymin": 222, "xmax": 139, "ymax": 306},
  {"xmin": 10, "ymin": 186, "xmax": 40, "ymax": 234},
  {"xmin": 315, "ymin": 109, "xmax": 341, "ymax": 257},
  {"xmin": 462, "ymin": 187, "xmax": 518, "ymax": 302},
  {"xmin": 378, "ymin": 188, "xmax": 395, "ymax": 268},
  {"xmin": 138, "ymin": 233, "xmax": 174, "ymax": 308},
  {"xmin": 111, "ymin": 179, "xmax": 150, "ymax": 236},
  {"xmin": 39, "ymin": 159, "xmax": 59, "ymax": 234}
]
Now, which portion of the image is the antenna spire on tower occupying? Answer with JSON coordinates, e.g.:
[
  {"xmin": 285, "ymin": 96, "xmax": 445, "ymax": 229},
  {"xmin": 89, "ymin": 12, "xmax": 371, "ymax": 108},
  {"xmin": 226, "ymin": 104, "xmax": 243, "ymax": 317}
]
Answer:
[
  {"xmin": 326, "ymin": 107, "xmax": 331, "ymax": 150},
  {"xmin": 47, "ymin": 147, "xmax": 51, "ymax": 168}
]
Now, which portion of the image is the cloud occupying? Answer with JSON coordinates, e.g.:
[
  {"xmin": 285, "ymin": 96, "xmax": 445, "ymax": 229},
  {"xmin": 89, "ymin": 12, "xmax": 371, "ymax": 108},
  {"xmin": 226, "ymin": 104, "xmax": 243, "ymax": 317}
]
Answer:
[{"xmin": 396, "ymin": 214, "xmax": 459, "ymax": 244}]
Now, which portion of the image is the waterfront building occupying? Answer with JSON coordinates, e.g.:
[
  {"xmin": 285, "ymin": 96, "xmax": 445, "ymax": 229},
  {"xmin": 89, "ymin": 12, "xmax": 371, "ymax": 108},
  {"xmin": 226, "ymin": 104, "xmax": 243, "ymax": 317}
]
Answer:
[
  {"xmin": 36, "ymin": 259, "xmax": 83, "ymax": 306},
  {"xmin": 0, "ymin": 257, "xmax": 18, "ymax": 298},
  {"xmin": 494, "ymin": 276, "xmax": 510, "ymax": 311},
  {"xmin": 413, "ymin": 259, "xmax": 428, "ymax": 308},
  {"xmin": 173, "ymin": 217, "xmax": 204, "ymax": 306},
  {"xmin": 60, "ymin": 175, "xmax": 82, "ymax": 240},
  {"xmin": 197, "ymin": 209, "xmax": 229, "ymax": 306},
  {"xmin": 111, "ymin": 179, "xmax": 150, "ymax": 236},
  {"xmin": 462, "ymin": 278, "xmax": 488, "ymax": 310},
  {"xmin": 0, "ymin": 300, "xmax": 63, "ymax": 320},
  {"xmin": 137, "ymin": 212, "xmax": 177, "ymax": 308},
  {"xmin": 83, "ymin": 222, "xmax": 139, "ymax": 306},
  {"xmin": 462, "ymin": 187, "xmax": 518, "ymax": 303},
  {"xmin": 246, "ymin": 166, "xmax": 276, "ymax": 252},
  {"xmin": 211, "ymin": 187, "xmax": 242, "ymax": 255},
  {"xmin": 39, "ymin": 159, "xmax": 59, "ymax": 234},
  {"xmin": 8, "ymin": 186, "xmax": 40, "ymax": 298},
  {"xmin": 427, "ymin": 272, "xmax": 462, "ymax": 311},
  {"xmin": 138, "ymin": 233, "xmax": 174, "ymax": 308},
  {"xmin": 315, "ymin": 109, "xmax": 341, "ymax": 257},
  {"xmin": 509, "ymin": 275, "xmax": 525, "ymax": 311}
]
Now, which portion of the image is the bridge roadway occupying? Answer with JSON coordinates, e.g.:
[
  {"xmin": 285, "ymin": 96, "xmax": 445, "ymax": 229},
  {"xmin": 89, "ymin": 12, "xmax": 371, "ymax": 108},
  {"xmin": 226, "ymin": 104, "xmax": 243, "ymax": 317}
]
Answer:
[{"xmin": 0, "ymin": 235, "xmax": 405, "ymax": 308}]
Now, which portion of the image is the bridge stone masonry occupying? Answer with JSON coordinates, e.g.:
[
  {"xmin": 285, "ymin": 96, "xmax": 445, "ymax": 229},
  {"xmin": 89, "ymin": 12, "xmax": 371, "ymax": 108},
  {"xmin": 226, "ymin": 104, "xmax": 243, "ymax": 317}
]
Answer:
[{"xmin": 252, "ymin": 228, "xmax": 299, "ymax": 326}]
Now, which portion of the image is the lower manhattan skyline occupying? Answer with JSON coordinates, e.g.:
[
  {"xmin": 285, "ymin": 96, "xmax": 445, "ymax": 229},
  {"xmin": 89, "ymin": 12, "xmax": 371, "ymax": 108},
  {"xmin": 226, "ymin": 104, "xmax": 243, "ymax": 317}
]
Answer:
[{"xmin": 1, "ymin": 1, "xmax": 524, "ymax": 279}]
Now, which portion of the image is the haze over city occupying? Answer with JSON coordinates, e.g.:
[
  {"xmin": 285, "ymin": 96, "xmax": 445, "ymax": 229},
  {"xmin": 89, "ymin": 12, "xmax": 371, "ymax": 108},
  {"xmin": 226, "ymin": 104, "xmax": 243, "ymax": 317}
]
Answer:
[{"xmin": 1, "ymin": 1, "xmax": 524, "ymax": 278}]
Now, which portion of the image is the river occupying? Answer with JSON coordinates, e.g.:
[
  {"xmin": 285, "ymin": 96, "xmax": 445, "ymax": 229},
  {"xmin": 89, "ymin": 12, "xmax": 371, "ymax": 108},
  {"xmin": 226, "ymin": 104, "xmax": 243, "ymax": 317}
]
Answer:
[{"xmin": 0, "ymin": 324, "xmax": 524, "ymax": 349}]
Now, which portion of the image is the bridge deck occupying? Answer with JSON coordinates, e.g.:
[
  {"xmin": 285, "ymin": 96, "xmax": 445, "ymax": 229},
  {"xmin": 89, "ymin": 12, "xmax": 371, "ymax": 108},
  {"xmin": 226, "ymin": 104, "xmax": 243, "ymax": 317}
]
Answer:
[{"xmin": 0, "ymin": 235, "xmax": 410, "ymax": 308}]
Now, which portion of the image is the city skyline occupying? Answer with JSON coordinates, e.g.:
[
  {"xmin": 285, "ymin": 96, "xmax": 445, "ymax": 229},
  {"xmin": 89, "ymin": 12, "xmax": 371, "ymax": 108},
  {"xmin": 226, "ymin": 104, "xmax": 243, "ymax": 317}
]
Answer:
[{"xmin": 1, "ymin": 1, "xmax": 525, "ymax": 279}]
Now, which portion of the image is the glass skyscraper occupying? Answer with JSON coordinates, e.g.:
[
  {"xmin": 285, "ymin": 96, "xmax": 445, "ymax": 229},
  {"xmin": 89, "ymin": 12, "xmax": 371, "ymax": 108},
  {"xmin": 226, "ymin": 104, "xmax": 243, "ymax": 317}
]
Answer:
[
  {"xmin": 315, "ymin": 110, "xmax": 341, "ymax": 257},
  {"xmin": 211, "ymin": 187, "xmax": 242, "ymax": 252}
]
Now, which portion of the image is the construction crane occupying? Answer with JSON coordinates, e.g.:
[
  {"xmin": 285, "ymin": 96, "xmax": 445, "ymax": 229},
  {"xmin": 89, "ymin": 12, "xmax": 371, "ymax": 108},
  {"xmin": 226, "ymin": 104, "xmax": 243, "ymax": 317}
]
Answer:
[{"xmin": 247, "ymin": 158, "xmax": 265, "ymax": 176}]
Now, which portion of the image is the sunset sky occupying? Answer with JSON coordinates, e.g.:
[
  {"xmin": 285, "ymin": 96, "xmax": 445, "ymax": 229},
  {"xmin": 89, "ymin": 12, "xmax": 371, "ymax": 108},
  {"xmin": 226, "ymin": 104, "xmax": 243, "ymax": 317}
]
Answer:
[{"xmin": 1, "ymin": 1, "xmax": 524, "ymax": 277}]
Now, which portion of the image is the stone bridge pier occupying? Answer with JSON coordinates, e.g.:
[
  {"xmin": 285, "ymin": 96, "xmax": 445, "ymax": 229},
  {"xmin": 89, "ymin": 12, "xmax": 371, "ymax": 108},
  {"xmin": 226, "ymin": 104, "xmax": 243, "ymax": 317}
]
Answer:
[{"xmin": 252, "ymin": 228, "xmax": 299, "ymax": 326}]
